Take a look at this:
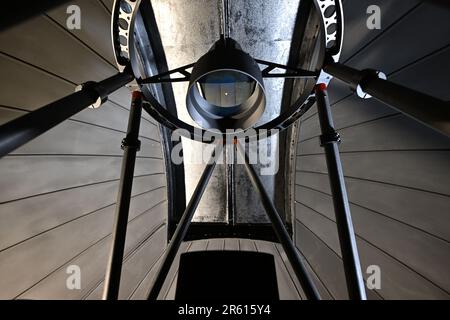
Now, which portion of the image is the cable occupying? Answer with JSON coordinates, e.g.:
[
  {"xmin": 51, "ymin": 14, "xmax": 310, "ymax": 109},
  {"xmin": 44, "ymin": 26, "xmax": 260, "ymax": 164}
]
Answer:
[{"xmin": 219, "ymin": 0, "xmax": 230, "ymax": 38}]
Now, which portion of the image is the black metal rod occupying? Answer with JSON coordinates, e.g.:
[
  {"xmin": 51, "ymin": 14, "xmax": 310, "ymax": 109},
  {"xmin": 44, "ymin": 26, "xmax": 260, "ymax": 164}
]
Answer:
[
  {"xmin": 139, "ymin": 63, "xmax": 195, "ymax": 84},
  {"xmin": 236, "ymin": 142, "xmax": 321, "ymax": 300},
  {"xmin": 226, "ymin": 143, "xmax": 236, "ymax": 225},
  {"xmin": 324, "ymin": 62, "xmax": 450, "ymax": 137},
  {"xmin": 102, "ymin": 91, "xmax": 143, "ymax": 300},
  {"xmin": 315, "ymin": 84, "xmax": 367, "ymax": 300},
  {"xmin": 147, "ymin": 155, "xmax": 217, "ymax": 300},
  {"xmin": 0, "ymin": 71, "xmax": 134, "ymax": 159},
  {"xmin": 255, "ymin": 59, "xmax": 319, "ymax": 78}
]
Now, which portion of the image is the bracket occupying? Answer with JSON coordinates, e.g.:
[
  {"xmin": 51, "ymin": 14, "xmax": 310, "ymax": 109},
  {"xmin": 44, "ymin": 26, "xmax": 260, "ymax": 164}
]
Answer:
[
  {"xmin": 139, "ymin": 60, "xmax": 318, "ymax": 85},
  {"xmin": 255, "ymin": 59, "xmax": 318, "ymax": 79},
  {"xmin": 319, "ymin": 131, "xmax": 341, "ymax": 146},
  {"xmin": 139, "ymin": 63, "xmax": 195, "ymax": 84},
  {"xmin": 121, "ymin": 136, "xmax": 141, "ymax": 151}
]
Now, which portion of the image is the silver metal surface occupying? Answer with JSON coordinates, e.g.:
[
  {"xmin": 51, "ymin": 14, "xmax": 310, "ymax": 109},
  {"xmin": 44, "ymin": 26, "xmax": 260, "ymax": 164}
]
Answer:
[
  {"xmin": 228, "ymin": 0, "xmax": 300, "ymax": 222},
  {"xmin": 151, "ymin": 0, "xmax": 224, "ymax": 222},
  {"xmin": 110, "ymin": 0, "xmax": 339, "ymax": 224},
  {"xmin": 148, "ymin": 0, "xmax": 302, "ymax": 223}
]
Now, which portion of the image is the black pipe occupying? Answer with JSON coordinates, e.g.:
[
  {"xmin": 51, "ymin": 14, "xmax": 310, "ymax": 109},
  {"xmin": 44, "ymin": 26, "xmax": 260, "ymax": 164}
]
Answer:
[
  {"xmin": 324, "ymin": 63, "xmax": 450, "ymax": 138},
  {"xmin": 147, "ymin": 156, "xmax": 217, "ymax": 300},
  {"xmin": 102, "ymin": 91, "xmax": 143, "ymax": 300},
  {"xmin": 226, "ymin": 143, "xmax": 236, "ymax": 225},
  {"xmin": 315, "ymin": 84, "xmax": 367, "ymax": 300},
  {"xmin": 0, "ymin": 71, "xmax": 134, "ymax": 159},
  {"xmin": 236, "ymin": 143, "xmax": 321, "ymax": 300}
]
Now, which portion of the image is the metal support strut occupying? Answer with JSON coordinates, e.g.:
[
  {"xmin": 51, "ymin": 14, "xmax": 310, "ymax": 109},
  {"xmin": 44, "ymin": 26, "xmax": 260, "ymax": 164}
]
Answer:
[
  {"xmin": 102, "ymin": 91, "xmax": 143, "ymax": 300},
  {"xmin": 315, "ymin": 83, "xmax": 367, "ymax": 300},
  {"xmin": 147, "ymin": 153, "xmax": 217, "ymax": 300},
  {"xmin": 236, "ymin": 142, "xmax": 321, "ymax": 300},
  {"xmin": 324, "ymin": 62, "xmax": 450, "ymax": 138},
  {"xmin": 0, "ymin": 71, "xmax": 134, "ymax": 159}
]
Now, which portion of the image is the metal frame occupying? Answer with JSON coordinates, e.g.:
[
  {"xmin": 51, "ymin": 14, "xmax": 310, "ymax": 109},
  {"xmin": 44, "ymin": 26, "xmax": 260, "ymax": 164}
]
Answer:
[
  {"xmin": 0, "ymin": 70, "xmax": 134, "ymax": 159},
  {"xmin": 138, "ymin": 59, "xmax": 319, "ymax": 85},
  {"xmin": 324, "ymin": 63, "xmax": 450, "ymax": 137},
  {"xmin": 256, "ymin": 59, "xmax": 318, "ymax": 79},
  {"xmin": 315, "ymin": 84, "xmax": 367, "ymax": 300},
  {"xmin": 148, "ymin": 152, "xmax": 218, "ymax": 300},
  {"xmin": 135, "ymin": 0, "xmax": 187, "ymax": 241},
  {"xmin": 145, "ymin": 140, "xmax": 321, "ymax": 300},
  {"xmin": 0, "ymin": 0, "xmax": 448, "ymax": 301},
  {"xmin": 185, "ymin": 37, "xmax": 268, "ymax": 131},
  {"xmin": 139, "ymin": 60, "xmax": 318, "ymax": 85},
  {"xmin": 111, "ymin": 0, "xmax": 344, "ymax": 76},
  {"xmin": 102, "ymin": 91, "xmax": 144, "ymax": 300},
  {"xmin": 226, "ymin": 143, "xmax": 236, "ymax": 226},
  {"xmin": 110, "ymin": 0, "xmax": 338, "ymax": 136},
  {"xmin": 235, "ymin": 142, "xmax": 321, "ymax": 300},
  {"xmin": 139, "ymin": 63, "xmax": 195, "ymax": 84},
  {"xmin": 141, "ymin": 85, "xmax": 317, "ymax": 141}
]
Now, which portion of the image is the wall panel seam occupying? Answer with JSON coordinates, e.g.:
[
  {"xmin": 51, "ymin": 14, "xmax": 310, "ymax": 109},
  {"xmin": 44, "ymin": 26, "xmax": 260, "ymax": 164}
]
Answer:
[
  {"xmin": 294, "ymin": 187, "xmax": 450, "ymax": 244},
  {"xmin": 163, "ymin": 242, "xmax": 194, "ymax": 300},
  {"xmin": 295, "ymin": 216, "xmax": 449, "ymax": 296},
  {"xmin": 297, "ymin": 149, "xmax": 450, "ymax": 157},
  {"xmin": 296, "ymin": 169, "xmax": 450, "ymax": 198},
  {"xmin": 0, "ymin": 104, "xmax": 161, "ymax": 143},
  {"xmin": 98, "ymin": 0, "xmax": 112, "ymax": 15},
  {"xmin": 1, "ymin": 192, "xmax": 168, "ymax": 253},
  {"xmin": 291, "ymin": 243, "xmax": 336, "ymax": 300},
  {"xmin": 127, "ymin": 250, "xmax": 166, "ymax": 300},
  {"xmin": 295, "ymin": 219, "xmax": 385, "ymax": 299},
  {"xmin": 81, "ymin": 222, "xmax": 167, "ymax": 300},
  {"xmin": 273, "ymin": 243, "xmax": 304, "ymax": 299},
  {"xmin": 42, "ymin": 14, "xmax": 117, "ymax": 70},
  {"xmin": 0, "ymin": 172, "xmax": 166, "ymax": 206},
  {"xmin": 15, "ymin": 206, "xmax": 167, "ymax": 299},
  {"xmin": 7, "ymin": 154, "xmax": 163, "ymax": 160},
  {"xmin": 343, "ymin": 3, "xmax": 423, "ymax": 64},
  {"xmin": 302, "ymin": 40, "xmax": 449, "ymax": 121},
  {"xmin": 297, "ymin": 113, "xmax": 401, "ymax": 144},
  {"xmin": 0, "ymin": 51, "xmax": 75, "ymax": 85}
]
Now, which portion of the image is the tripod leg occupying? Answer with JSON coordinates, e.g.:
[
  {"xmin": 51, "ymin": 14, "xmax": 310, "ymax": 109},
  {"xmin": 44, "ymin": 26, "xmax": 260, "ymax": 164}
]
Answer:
[
  {"xmin": 147, "ymin": 153, "xmax": 217, "ymax": 300},
  {"xmin": 236, "ymin": 142, "xmax": 321, "ymax": 300},
  {"xmin": 102, "ymin": 91, "xmax": 143, "ymax": 300},
  {"xmin": 315, "ymin": 83, "xmax": 367, "ymax": 300}
]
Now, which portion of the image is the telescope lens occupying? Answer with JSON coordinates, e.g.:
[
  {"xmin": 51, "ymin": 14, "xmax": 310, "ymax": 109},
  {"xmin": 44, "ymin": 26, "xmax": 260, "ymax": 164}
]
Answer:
[{"xmin": 196, "ymin": 70, "xmax": 256, "ymax": 107}]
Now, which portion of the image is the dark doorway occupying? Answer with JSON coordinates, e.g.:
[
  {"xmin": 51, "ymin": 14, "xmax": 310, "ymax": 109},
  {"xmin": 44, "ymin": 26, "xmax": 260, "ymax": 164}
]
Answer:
[{"xmin": 175, "ymin": 251, "xmax": 279, "ymax": 300}]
